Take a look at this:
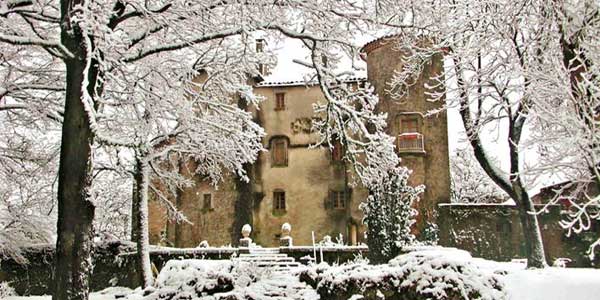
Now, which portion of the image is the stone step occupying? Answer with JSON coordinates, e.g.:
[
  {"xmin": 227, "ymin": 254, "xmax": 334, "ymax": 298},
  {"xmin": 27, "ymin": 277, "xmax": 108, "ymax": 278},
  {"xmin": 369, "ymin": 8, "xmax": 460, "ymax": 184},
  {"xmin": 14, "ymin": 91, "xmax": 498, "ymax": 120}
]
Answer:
[
  {"xmin": 239, "ymin": 253, "xmax": 288, "ymax": 258},
  {"xmin": 234, "ymin": 257, "xmax": 296, "ymax": 263},
  {"xmin": 236, "ymin": 260, "xmax": 300, "ymax": 267},
  {"xmin": 248, "ymin": 248, "xmax": 280, "ymax": 253}
]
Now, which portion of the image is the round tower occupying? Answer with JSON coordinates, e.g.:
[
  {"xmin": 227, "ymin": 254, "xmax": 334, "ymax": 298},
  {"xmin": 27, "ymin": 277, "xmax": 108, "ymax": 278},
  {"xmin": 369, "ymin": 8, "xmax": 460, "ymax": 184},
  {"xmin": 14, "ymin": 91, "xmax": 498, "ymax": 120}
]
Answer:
[{"xmin": 362, "ymin": 36, "xmax": 451, "ymax": 237}]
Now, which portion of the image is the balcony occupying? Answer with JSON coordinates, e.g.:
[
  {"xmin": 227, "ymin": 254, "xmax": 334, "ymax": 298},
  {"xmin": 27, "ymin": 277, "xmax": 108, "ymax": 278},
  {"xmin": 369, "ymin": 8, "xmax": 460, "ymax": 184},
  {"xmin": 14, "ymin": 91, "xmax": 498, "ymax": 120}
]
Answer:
[{"xmin": 397, "ymin": 133, "xmax": 425, "ymax": 153}]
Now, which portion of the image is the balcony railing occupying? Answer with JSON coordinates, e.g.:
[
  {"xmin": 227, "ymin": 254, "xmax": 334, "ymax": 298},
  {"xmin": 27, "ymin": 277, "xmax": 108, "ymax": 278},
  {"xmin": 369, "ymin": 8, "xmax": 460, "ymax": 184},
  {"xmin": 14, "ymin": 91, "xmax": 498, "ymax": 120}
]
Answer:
[{"xmin": 397, "ymin": 133, "xmax": 425, "ymax": 153}]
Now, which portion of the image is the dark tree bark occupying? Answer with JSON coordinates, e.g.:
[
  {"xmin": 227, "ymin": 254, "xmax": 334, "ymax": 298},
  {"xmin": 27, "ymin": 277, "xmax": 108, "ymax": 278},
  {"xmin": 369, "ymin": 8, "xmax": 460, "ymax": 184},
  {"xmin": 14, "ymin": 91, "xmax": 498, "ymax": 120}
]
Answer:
[{"xmin": 53, "ymin": 1, "xmax": 98, "ymax": 299}]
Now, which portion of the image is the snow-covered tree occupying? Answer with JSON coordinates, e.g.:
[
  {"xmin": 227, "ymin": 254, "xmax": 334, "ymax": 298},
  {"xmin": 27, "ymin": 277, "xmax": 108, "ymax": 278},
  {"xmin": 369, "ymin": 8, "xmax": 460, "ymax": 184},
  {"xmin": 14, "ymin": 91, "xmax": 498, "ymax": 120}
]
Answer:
[
  {"xmin": 0, "ymin": 118, "xmax": 58, "ymax": 264},
  {"xmin": 526, "ymin": 1, "xmax": 600, "ymax": 258},
  {"xmin": 360, "ymin": 168, "xmax": 423, "ymax": 264},
  {"xmin": 1, "ymin": 1, "xmax": 403, "ymax": 298},
  {"xmin": 375, "ymin": 0, "xmax": 599, "ymax": 267},
  {"xmin": 451, "ymin": 148, "xmax": 509, "ymax": 204},
  {"xmin": 377, "ymin": 0, "xmax": 582, "ymax": 268}
]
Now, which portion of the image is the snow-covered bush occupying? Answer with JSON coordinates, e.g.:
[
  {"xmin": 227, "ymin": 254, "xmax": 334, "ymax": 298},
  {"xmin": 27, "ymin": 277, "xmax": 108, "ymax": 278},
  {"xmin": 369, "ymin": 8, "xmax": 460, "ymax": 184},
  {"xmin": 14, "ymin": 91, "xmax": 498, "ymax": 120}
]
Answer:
[
  {"xmin": 0, "ymin": 282, "xmax": 15, "ymax": 298},
  {"xmin": 300, "ymin": 247, "xmax": 505, "ymax": 300},
  {"xmin": 144, "ymin": 260, "xmax": 235, "ymax": 299},
  {"xmin": 140, "ymin": 259, "xmax": 272, "ymax": 299},
  {"xmin": 360, "ymin": 168, "xmax": 423, "ymax": 264}
]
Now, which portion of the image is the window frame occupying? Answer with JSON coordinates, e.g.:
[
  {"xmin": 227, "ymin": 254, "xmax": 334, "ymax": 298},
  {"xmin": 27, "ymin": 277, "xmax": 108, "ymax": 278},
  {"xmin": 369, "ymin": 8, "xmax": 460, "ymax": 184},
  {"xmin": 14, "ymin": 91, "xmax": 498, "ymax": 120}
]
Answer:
[
  {"xmin": 256, "ymin": 39, "xmax": 265, "ymax": 53},
  {"xmin": 331, "ymin": 190, "xmax": 346, "ymax": 209},
  {"xmin": 271, "ymin": 137, "xmax": 288, "ymax": 167},
  {"xmin": 396, "ymin": 113, "xmax": 425, "ymax": 153},
  {"xmin": 275, "ymin": 92, "xmax": 286, "ymax": 111},
  {"xmin": 202, "ymin": 193, "xmax": 213, "ymax": 211},
  {"xmin": 400, "ymin": 117, "xmax": 420, "ymax": 134},
  {"xmin": 273, "ymin": 190, "xmax": 286, "ymax": 211}
]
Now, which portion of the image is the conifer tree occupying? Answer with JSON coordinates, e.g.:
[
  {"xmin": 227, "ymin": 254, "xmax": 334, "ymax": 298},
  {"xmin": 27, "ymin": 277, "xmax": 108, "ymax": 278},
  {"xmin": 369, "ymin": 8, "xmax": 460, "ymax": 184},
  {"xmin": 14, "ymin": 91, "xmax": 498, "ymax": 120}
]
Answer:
[{"xmin": 361, "ymin": 168, "xmax": 423, "ymax": 264}]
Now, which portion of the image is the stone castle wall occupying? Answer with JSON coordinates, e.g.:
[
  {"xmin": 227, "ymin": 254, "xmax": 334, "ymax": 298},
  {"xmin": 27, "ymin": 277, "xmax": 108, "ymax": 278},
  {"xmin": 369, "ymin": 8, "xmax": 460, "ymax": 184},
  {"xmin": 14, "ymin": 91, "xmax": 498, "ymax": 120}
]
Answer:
[
  {"xmin": 364, "ymin": 37, "xmax": 451, "ymax": 235},
  {"xmin": 148, "ymin": 36, "xmax": 451, "ymax": 247},
  {"xmin": 438, "ymin": 204, "xmax": 600, "ymax": 267}
]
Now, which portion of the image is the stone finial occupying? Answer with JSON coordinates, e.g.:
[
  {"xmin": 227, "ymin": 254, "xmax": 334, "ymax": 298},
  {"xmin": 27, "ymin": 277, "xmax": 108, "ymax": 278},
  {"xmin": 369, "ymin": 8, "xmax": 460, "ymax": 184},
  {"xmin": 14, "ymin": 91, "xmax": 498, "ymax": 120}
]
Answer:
[
  {"xmin": 241, "ymin": 224, "xmax": 252, "ymax": 238},
  {"xmin": 280, "ymin": 222, "xmax": 293, "ymax": 247},
  {"xmin": 240, "ymin": 224, "xmax": 252, "ymax": 248},
  {"xmin": 281, "ymin": 223, "xmax": 291, "ymax": 237}
]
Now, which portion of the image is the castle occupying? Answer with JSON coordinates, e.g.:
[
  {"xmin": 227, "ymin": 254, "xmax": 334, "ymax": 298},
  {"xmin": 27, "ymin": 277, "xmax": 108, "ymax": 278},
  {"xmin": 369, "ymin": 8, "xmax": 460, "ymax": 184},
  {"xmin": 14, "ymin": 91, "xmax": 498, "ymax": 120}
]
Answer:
[{"xmin": 148, "ymin": 36, "xmax": 451, "ymax": 248}]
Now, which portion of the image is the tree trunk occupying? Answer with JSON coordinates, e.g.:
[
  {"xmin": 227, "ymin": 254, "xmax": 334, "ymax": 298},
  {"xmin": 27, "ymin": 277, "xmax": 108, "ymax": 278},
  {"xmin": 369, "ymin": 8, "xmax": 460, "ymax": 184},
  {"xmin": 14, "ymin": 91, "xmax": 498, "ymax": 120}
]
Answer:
[
  {"xmin": 133, "ymin": 155, "xmax": 154, "ymax": 288},
  {"xmin": 53, "ymin": 1, "xmax": 97, "ymax": 299},
  {"xmin": 53, "ymin": 59, "xmax": 96, "ymax": 300},
  {"xmin": 514, "ymin": 187, "xmax": 547, "ymax": 268},
  {"xmin": 131, "ymin": 174, "xmax": 141, "ymax": 242}
]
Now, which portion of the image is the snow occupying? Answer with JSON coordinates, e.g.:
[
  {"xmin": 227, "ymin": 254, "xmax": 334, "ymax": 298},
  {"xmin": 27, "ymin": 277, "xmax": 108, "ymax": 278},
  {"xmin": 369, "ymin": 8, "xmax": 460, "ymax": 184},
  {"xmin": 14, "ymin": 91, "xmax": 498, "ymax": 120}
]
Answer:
[
  {"xmin": 504, "ymin": 268, "xmax": 600, "ymax": 300},
  {"xmin": 6, "ymin": 249, "xmax": 600, "ymax": 300},
  {"xmin": 154, "ymin": 259, "xmax": 233, "ymax": 289}
]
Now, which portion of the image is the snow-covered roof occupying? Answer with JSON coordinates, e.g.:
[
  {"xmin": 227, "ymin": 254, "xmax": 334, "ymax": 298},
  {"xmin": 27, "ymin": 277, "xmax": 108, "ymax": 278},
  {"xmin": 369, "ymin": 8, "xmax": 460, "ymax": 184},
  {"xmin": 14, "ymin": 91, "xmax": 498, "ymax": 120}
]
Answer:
[
  {"xmin": 256, "ymin": 76, "xmax": 366, "ymax": 88},
  {"xmin": 359, "ymin": 33, "xmax": 402, "ymax": 56}
]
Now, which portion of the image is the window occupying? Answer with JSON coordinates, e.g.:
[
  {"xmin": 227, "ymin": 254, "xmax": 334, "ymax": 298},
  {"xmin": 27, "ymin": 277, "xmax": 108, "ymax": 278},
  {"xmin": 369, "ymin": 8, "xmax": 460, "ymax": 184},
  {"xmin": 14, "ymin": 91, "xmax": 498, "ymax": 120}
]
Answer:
[
  {"xmin": 331, "ymin": 191, "xmax": 346, "ymax": 209},
  {"xmin": 271, "ymin": 137, "xmax": 288, "ymax": 166},
  {"xmin": 400, "ymin": 118, "xmax": 419, "ymax": 133},
  {"xmin": 203, "ymin": 194, "xmax": 213, "ymax": 210},
  {"xmin": 274, "ymin": 190, "xmax": 286, "ymax": 211},
  {"xmin": 258, "ymin": 63, "xmax": 267, "ymax": 75},
  {"xmin": 397, "ymin": 114, "xmax": 424, "ymax": 153},
  {"xmin": 275, "ymin": 92, "xmax": 285, "ymax": 110},
  {"xmin": 256, "ymin": 39, "xmax": 265, "ymax": 53},
  {"xmin": 331, "ymin": 140, "xmax": 344, "ymax": 162}
]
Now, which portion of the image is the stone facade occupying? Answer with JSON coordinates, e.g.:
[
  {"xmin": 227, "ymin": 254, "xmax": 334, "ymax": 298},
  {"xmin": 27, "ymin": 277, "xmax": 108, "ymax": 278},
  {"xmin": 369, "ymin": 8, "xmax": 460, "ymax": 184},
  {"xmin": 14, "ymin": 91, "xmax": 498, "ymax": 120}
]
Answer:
[
  {"xmin": 148, "ymin": 36, "xmax": 451, "ymax": 247},
  {"xmin": 363, "ymin": 37, "xmax": 451, "ymax": 234}
]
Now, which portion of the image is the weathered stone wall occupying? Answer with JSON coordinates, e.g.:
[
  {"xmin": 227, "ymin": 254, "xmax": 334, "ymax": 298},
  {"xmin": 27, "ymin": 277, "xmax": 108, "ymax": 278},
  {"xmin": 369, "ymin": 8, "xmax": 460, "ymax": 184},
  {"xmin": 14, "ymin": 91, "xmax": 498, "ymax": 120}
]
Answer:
[
  {"xmin": 250, "ymin": 85, "xmax": 363, "ymax": 246},
  {"xmin": 364, "ymin": 37, "xmax": 451, "ymax": 235},
  {"xmin": 438, "ymin": 204, "xmax": 600, "ymax": 267},
  {"xmin": 148, "ymin": 35, "xmax": 452, "ymax": 248}
]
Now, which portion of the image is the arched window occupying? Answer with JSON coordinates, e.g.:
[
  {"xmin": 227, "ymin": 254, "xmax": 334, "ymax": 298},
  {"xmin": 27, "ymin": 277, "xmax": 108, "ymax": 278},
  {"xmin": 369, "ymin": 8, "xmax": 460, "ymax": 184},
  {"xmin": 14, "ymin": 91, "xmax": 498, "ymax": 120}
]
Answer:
[{"xmin": 270, "ymin": 136, "xmax": 288, "ymax": 167}]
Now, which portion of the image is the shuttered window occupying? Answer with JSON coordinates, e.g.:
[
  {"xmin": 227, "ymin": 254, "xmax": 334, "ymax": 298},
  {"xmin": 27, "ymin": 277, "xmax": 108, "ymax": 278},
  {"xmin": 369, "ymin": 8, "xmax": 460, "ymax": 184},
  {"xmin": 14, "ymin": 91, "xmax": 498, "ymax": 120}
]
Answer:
[
  {"xmin": 271, "ymin": 138, "xmax": 288, "ymax": 167},
  {"xmin": 275, "ymin": 93, "xmax": 285, "ymax": 110}
]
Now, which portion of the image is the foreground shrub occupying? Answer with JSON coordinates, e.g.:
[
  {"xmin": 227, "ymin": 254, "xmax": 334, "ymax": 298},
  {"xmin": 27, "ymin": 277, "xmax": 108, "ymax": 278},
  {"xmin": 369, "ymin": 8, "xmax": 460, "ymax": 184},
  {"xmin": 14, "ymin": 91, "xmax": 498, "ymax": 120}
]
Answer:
[{"xmin": 299, "ymin": 247, "xmax": 505, "ymax": 300}]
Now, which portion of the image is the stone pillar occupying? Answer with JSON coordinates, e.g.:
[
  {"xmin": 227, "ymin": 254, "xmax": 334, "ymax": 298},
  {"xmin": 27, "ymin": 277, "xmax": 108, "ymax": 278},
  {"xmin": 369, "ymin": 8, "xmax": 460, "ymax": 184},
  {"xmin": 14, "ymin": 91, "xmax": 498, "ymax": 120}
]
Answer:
[
  {"xmin": 239, "ymin": 224, "xmax": 252, "ymax": 248},
  {"xmin": 279, "ymin": 223, "xmax": 293, "ymax": 247}
]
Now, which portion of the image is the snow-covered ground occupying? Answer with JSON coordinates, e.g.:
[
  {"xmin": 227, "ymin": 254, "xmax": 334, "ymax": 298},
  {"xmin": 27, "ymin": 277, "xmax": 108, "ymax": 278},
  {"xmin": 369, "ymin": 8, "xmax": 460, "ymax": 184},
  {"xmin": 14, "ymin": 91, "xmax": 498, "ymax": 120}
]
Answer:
[
  {"xmin": 5, "ymin": 249, "xmax": 600, "ymax": 300},
  {"xmin": 504, "ymin": 267, "xmax": 600, "ymax": 300}
]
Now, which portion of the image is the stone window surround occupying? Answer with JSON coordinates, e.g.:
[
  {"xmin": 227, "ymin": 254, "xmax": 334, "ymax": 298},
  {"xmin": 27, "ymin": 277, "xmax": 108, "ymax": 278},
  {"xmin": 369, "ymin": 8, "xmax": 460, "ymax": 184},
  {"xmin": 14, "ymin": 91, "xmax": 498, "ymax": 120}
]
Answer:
[
  {"xmin": 202, "ymin": 193, "xmax": 213, "ymax": 211},
  {"xmin": 275, "ymin": 92, "xmax": 286, "ymax": 111},
  {"xmin": 269, "ymin": 136, "xmax": 289, "ymax": 167},
  {"xmin": 331, "ymin": 190, "xmax": 346, "ymax": 209},
  {"xmin": 273, "ymin": 189, "xmax": 286, "ymax": 211}
]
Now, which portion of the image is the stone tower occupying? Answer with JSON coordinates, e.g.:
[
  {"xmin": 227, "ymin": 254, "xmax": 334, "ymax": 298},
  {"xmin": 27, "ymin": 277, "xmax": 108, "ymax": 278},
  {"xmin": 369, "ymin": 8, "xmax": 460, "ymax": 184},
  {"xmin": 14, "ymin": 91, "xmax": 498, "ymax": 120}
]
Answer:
[{"xmin": 362, "ymin": 36, "xmax": 451, "ymax": 235}]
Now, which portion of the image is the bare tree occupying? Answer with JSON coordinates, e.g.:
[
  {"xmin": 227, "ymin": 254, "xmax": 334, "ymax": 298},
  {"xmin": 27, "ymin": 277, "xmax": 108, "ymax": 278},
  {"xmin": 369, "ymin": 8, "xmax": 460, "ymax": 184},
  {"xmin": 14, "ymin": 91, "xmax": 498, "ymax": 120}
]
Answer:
[
  {"xmin": 527, "ymin": 1, "xmax": 600, "ymax": 258},
  {"xmin": 1, "ymin": 1, "xmax": 404, "ymax": 298},
  {"xmin": 378, "ymin": 0, "xmax": 571, "ymax": 268},
  {"xmin": 450, "ymin": 148, "xmax": 509, "ymax": 204}
]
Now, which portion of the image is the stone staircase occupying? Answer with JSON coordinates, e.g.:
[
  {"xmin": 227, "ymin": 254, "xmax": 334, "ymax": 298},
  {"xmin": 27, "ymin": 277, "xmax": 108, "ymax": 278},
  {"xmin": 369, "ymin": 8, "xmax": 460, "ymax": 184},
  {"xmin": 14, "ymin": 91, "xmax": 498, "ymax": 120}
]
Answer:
[{"xmin": 234, "ymin": 248, "xmax": 301, "ymax": 273}]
